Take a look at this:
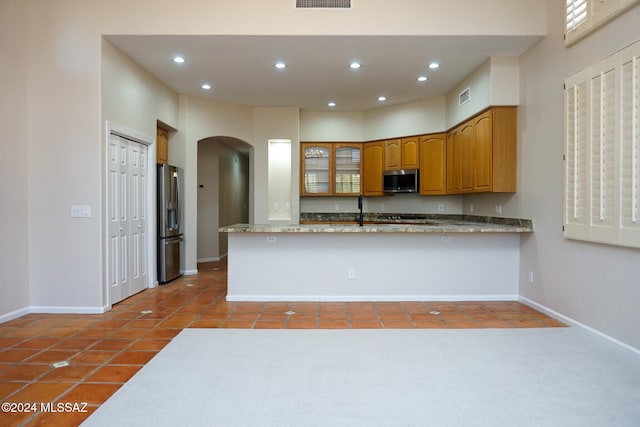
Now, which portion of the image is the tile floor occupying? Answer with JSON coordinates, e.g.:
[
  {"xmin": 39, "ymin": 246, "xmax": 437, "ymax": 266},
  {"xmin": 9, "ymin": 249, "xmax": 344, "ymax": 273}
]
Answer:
[{"xmin": 0, "ymin": 261, "xmax": 565, "ymax": 426}]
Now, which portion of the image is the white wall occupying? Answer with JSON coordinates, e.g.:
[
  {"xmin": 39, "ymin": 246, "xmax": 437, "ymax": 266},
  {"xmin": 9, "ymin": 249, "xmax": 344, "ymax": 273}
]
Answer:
[
  {"xmin": 252, "ymin": 107, "xmax": 301, "ymax": 225},
  {"xmin": 196, "ymin": 142, "xmax": 220, "ymax": 262},
  {"xmin": 0, "ymin": 0, "xmax": 547, "ymax": 318},
  {"xmin": 516, "ymin": 1, "xmax": 640, "ymax": 349},
  {"xmin": 178, "ymin": 96, "xmax": 254, "ymax": 273},
  {"xmin": 445, "ymin": 57, "xmax": 520, "ymax": 129},
  {"xmin": 490, "ymin": 56, "xmax": 520, "ymax": 106},
  {"xmin": 364, "ymin": 97, "xmax": 447, "ymax": 140},
  {"xmin": 102, "ymin": 40, "xmax": 179, "ymax": 298},
  {"xmin": 0, "ymin": 0, "xmax": 30, "ymax": 320},
  {"xmin": 300, "ymin": 111, "xmax": 364, "ymax": 141},
  {"xmin": 227, "ymin": 232, "xmax": 519, "ymax": 301},
  {"xmin": 218, "ymin": 145, "xmax": 249, "ymax": 255}
]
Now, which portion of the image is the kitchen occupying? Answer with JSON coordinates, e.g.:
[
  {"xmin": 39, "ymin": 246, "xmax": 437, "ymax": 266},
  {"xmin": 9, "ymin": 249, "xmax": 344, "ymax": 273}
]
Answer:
[{"xmin": 2, "ymin": 0, "xmax": 640, "ymax": 353}]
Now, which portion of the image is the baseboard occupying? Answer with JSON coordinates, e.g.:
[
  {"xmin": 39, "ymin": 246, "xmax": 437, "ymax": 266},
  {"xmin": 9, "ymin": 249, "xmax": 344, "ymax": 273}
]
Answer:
[
  {"xmin": 197, "ymin": 257, "xmax": 221, "ymax": 263},
  {"xmin": 519, "ymin": 296, "xmax": 640, "ymax": 357},
  {"xmin": 29, "ymin": 305, "xmax": 109, "ymax": 315},
  {"xmin": 226, "ymin": 294, "xmax": 519, "ymax": 302},
  {"xmin": 182, "ymin": 269, "xmax": 198, "ymax": 276},
  {"xmin": 0, "ymin": 307, "xmax": 31, "ymax": 324}
]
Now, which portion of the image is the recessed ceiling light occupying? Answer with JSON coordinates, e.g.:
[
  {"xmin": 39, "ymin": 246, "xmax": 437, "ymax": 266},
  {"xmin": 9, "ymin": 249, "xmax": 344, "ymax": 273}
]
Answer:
[
  {"xmin": 201, "ymin": 83, "xmax": 212, "ymax": 90},
  {"xmin": 428, "ymin": 62, "xmax": 440, "ymax": 69},
  {"xmin": 417, "ymin": 76, "xmax": 428, "ymax": 82},
  {"xmin": 350, "ymin": 62, "xmax": 361, "ymax": 69},
  {"xmin": 173, "ymin": 56, "xmax": 185, "ymax": 64},
  {"xmin": 328, "ymin": 102, "xmax": 336, "ymax": 107},
  {"xmin": 275, "ymin": 62, "xmax": 286, "ymax": 69},
  {"xmin": 378, "ymin": 96, "xmax": 387, "ymax": 102}
]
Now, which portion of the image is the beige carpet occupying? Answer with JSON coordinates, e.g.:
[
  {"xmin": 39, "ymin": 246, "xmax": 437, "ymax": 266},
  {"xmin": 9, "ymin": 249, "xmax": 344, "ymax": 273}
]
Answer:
[{"xmin": 83, "ymin": 328, "xmax": 640, "ymax": 427}]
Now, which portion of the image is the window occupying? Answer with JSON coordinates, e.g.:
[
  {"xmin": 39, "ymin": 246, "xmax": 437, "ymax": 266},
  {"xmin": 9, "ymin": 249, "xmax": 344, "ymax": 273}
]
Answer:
[
  {"xmin": 566, "ymin": 0, "xmax": 588, "ymax": 33},
  {"xmin": 564, "ymin": 40, "xmax": 640, "ymax": 248},
  {"xmin": 565, "ymin": 0, "xmax": 639, "ymax": 46}
]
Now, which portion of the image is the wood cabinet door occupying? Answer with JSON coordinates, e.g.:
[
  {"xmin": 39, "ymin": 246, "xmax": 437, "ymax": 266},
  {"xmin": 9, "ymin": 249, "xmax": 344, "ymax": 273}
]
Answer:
[
  {"xmin": 334, "ymin": 143, "xmax": 362, "ymax": 196},
  {"xmin": 419, "ymin": 134, "xmax": 446, "ymax": 195},
  {"xmin": 459, "ymin": 121, "xmax": 474, "ymax": 192},
  {"xmin": 156, "ymin": 127, "xmax": 169, "ymax": 165},
  {"xmin": 384, "ymin": 139, "xmax": 401, "ymax": 170},
  {"xmin": 446, "ymin": 129, "xmax": 460, "ymax": 194},
  {"xmin": 401, "ymin": 136, "xmax": 420, "ymax": 169},
  {"xmin": 363, "ymin": 142, "xmax": 385, "ymax": 196},
  {"xmin": 301, "ymin": 143, "xmax": 333, "ymax": 196},
  {"xmin": 473, "ymin": 110, "xmax": 493, "ymax": 192}
]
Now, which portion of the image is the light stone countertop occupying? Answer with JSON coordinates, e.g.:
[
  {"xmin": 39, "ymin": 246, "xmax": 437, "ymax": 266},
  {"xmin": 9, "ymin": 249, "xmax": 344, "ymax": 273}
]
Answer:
[{"xmin": 219, "ymin": 218, "xmax": 533, "ymax": 234}]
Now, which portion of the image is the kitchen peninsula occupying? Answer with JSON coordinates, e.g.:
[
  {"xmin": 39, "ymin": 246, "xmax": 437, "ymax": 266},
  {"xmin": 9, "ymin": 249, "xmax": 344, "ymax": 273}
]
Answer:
[{"xmin": 220, "ymin": 215, "xmax": 533, "ymax": 302}]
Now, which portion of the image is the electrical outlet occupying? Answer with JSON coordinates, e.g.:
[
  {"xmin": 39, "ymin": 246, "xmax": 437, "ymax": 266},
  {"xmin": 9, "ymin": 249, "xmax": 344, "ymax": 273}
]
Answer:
[
  {"xmin": 347, "ymin": 268, "xmax": 356, "ymax": 280},
  {"xmin": 438, "ymin": 204, "xmax": 444, "ymax": 212},
  {"xmin": 335, "ymin": 204, "xmax": 341, "ymax": 211},
  {"xmin": 469, "ymin": 203, "xmax": 474, "ymax": 213},
  {"xmin": 528, "ymin": 271, "xmax": 534, "ymax": 284},
  {"xmin": 266, "ymin": 236, "xmax": 277, "ymax": 243},
  {"xmin": 495, "ymin": 204, "xmax": 503, "ymax": 215},
  {"xmin": 441, "ymin": 235, "xmax": 451, "ymax": 242}
]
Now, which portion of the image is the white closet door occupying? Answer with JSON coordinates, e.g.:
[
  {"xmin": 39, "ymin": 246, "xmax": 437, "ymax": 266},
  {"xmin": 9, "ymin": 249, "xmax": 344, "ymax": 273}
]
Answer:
[
  {"xmin": 108, "ymin": 133, "xmax": 149, "ymax": 305},
  {"xmin": 129, "ymin": 142, "xmax": 148, "ymax": 295}
]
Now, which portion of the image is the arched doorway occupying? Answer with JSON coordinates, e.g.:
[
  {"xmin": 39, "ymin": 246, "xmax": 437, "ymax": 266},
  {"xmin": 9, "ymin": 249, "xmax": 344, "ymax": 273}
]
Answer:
[{"xmin": 197, "ymin": 136, "xmax": 251, "ymax": 262}]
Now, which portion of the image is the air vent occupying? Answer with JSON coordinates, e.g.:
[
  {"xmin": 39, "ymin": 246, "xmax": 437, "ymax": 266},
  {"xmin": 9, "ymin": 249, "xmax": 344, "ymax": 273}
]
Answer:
[
  {"xmin": 296, "ymin": 0, "xmax": 351, "ymax": 8},
  {"xmin": 459, "ymin": 87, "xmax": 471, "ymax": 106}
]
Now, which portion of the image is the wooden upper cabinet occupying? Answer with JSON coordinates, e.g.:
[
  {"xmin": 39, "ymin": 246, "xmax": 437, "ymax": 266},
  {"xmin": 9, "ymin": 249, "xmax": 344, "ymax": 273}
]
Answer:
[
  {"xmin": 157, "ymin": 127, "xmax": 169, "ymax": 165},
  {"xmin": 401, "ymin": 136, "xmax": 420, "ymax": 169},
  {"xmin": 488, "ymin": 106, "xmax": 517, "ymax": 192},
  {"xmin": 459, "ymin": 122, "xmax": 474, "ymax": 193},
  {"xmin": 385, "ymin": 138, "xmax": 419, "ymax": 170},
  {"xmin": 363, "ymin": 142, "xmax": 385, "ymax": 196},
  {"xmin": 384, "ymin": 139, "xmax": 401, "ymax": 170},
  {"xmin": 446, "ymin": 129, "xmax": 460, "ymax": 194},
  {"xmin": 419, "ymin": 134, "xmax": 446, "ymax": 195},
  {"xmin": 300, "ymin": 142, "xmax": 362, "ymax": 196},
  {"xmin": 473, "ymin": 110, "xmax": 493, "ymax": 192},
  {"xmin": 301, "ymin": 143, "xmax": 333, "ymax": 196},
  {"xmin": 333, "ymin": 143, "xmax": 362, "ymax": 196},
  {"xmin": 445, "ymin": 106, "xmax": 517, "ymax": 194}
]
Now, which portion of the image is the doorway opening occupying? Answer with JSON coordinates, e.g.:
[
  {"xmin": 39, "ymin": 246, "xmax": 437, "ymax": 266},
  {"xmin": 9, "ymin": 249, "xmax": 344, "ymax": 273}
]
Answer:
[{"xmin": 197, "ymin": 136, "xmax": 251, "ymax": 262}]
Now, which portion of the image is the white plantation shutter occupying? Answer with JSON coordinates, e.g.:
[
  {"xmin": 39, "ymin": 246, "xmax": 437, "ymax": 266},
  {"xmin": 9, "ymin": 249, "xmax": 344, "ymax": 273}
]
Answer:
[
  {"xmin": 565, "ymin": 74, "xmax": 589, "ymax": 240},
  {"xmin": 589, "ymin": 63, "xmax": 617, "ymax": 243},
  {"xmin": 565, "ymin": 0, "xmax": 638, "ymax": 46},
  {"xmin": 566, "ymin": 0, "xmax": 588, "ymax": 32},
  {"xmin": 564, "ymin": 40, "xmax": 640, "ymax": 248},
  {"xmin": 620, "ymin": 43, "xmax": 640, "ymax": 247}
]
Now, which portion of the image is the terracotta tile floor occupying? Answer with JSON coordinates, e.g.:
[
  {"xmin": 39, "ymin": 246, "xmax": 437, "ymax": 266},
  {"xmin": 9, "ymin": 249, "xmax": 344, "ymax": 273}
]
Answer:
[{"xmin": 0, "ymin": 261, "xmax": 565, "ymax": 426}]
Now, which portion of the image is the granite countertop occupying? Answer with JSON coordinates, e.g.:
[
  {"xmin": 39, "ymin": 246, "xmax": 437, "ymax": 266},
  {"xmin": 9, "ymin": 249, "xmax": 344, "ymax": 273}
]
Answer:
[{"xmin": 219, "ymin": 213, "xmax": 534, "ymax": 234}]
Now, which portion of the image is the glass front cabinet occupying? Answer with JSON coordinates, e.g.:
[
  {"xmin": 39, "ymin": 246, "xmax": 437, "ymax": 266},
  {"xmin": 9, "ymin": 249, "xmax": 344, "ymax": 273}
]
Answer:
[{"xmin": 301, "ymin": 142, "xmax": 362, "ymax": 196}]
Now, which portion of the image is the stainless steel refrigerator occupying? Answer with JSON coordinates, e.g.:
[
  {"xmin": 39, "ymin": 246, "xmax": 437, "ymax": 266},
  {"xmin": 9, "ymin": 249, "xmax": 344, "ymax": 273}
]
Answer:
[{"xmin": 157, "ymin": 164, "xmax": 183, "ymax": 283}]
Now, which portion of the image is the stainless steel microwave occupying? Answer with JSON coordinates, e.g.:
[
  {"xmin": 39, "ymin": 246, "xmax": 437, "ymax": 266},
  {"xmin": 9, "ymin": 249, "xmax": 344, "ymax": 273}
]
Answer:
[{"xmin": 383, "ymin": 169, "xmax": 419, "ymax": 193}]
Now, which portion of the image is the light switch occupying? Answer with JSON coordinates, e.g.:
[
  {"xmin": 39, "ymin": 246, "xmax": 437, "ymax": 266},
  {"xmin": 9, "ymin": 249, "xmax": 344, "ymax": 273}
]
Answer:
[{"xmin": 70, "ymin": 205, "xmax": 91, "ymax": 218}]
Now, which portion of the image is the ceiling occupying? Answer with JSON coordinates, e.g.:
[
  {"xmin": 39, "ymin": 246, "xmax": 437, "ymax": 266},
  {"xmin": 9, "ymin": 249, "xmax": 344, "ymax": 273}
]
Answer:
[{"xmin": 106, "ymin": 35, "xmax": 541, "ymax": 112}]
